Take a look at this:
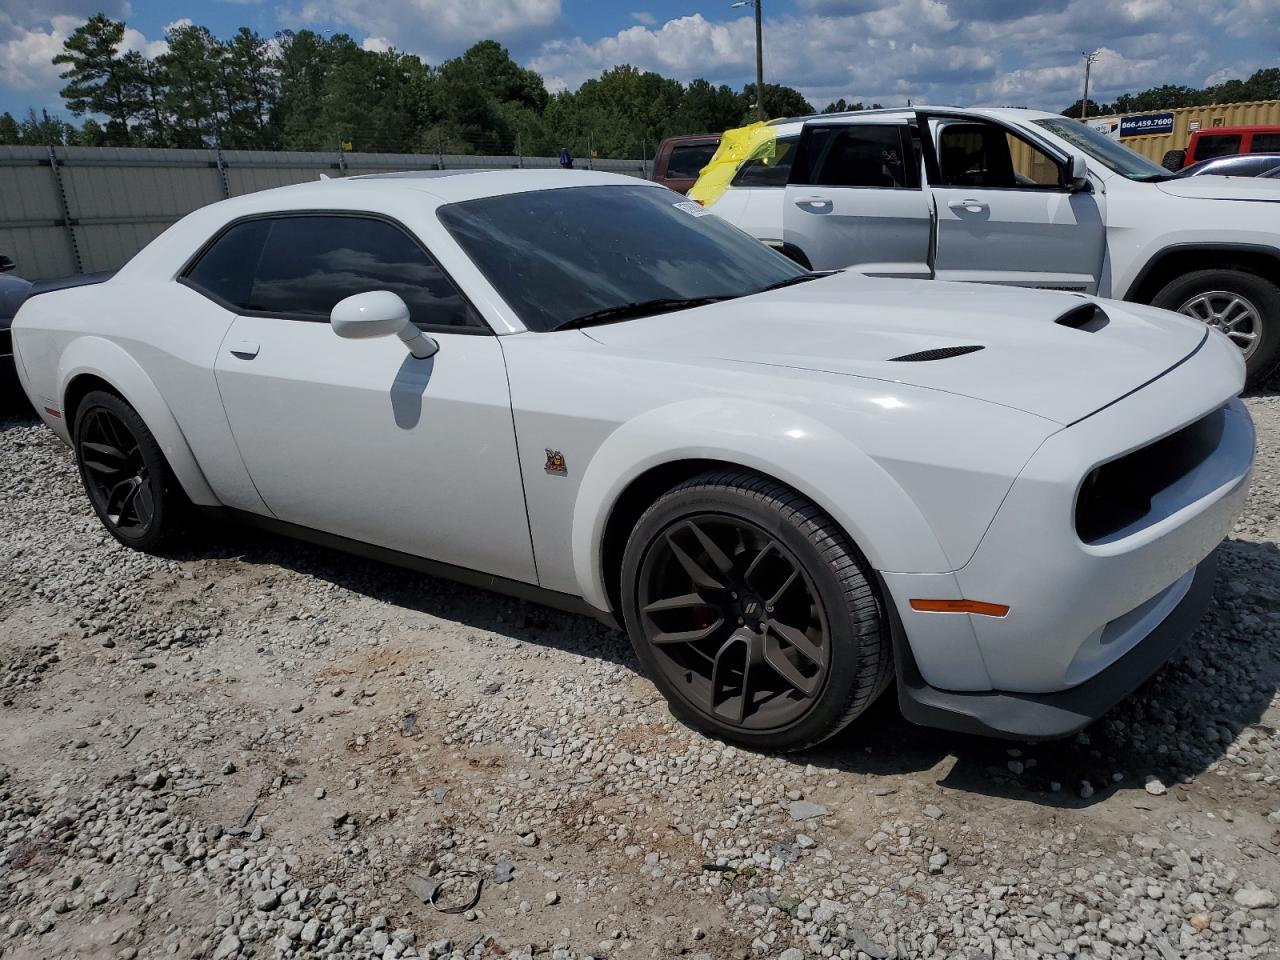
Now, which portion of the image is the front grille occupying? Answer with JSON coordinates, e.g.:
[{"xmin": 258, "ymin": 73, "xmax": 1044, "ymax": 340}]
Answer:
[{"xmin": 1075, "ymin": 407, "xmax": 1227, "ymax": 544}]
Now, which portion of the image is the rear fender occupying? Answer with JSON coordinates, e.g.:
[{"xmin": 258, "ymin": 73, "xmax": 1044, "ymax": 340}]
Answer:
[{"xmin": 57, "ymin": 336, "xmax": 218, "ymax": 506}]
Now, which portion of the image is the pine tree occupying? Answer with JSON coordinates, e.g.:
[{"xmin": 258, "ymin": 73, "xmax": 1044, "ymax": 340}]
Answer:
[{"xmin": 53, "ymin": 14, "xmax": 145, "ymax": 145}]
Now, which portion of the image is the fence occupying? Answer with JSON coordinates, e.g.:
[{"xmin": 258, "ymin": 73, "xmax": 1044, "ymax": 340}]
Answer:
[{"xmin": 0, "ymin": 145, "xmax": 653, "ymax": 281}]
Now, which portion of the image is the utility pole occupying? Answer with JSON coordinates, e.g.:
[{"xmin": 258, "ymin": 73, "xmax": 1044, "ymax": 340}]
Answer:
[
  {"xmin": 1081, "ymin": 50, "xmax": 1101, "ymax": 120},
  {"xmin": 732, "ymin": 0, "xmax": 765, "ymax": 121}
]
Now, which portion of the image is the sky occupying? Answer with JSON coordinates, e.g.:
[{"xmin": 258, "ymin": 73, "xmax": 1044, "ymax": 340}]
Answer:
[{"xmin": 1, "ymin": 0, "xmax": 1278, "ymax": 121}]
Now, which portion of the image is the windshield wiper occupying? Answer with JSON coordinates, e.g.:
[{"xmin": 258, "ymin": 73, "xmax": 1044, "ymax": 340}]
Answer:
[
  {"xmin": 755, "ymin": 270, "xmax": 836, "ymax": 293},
  {"xmin": 556, "ymin": 296, "xmax": 731, "ymax": 330}
]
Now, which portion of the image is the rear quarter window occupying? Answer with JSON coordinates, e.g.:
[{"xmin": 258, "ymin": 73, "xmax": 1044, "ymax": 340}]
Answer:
[
  {"xmin": 665, "ymin": 142, "xmax": 719, "ymax": 179},
  {"xmin": 730, "ymin": 136, "xmax": 799, "ymax": 188}
]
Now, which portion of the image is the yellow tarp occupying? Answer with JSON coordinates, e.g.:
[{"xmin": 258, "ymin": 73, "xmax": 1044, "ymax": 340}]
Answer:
[{"xmin": 687, "ymin": 121, "xmax": 779, "ymax": 207}]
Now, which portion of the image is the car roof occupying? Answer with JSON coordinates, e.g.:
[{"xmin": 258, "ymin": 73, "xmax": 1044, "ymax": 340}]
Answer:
[
  {"xmin": 1194, "ymin": 125, "xmax": 1280, "ymax": 135},
  {"xmin": 763, "ymin": 105, "xmax": 1063, "ymax": 134},
  {"xmin": 207, "ymin": 169, "xmax": 661, "ymax": 214}
]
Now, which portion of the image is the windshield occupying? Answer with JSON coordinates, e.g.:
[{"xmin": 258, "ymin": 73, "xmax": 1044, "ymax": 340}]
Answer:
[
  {"xmin": 1032, "ymin": 117, "xmax": 1170, "ymax": 181},
  {"xmin": 436, "ymin": 184, "xmax": 805, "ymax": 331}
]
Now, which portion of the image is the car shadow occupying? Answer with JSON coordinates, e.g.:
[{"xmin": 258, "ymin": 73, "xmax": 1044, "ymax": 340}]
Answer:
[{"xmin": 176, "ymin": 516, "xmax": 1279, "ymax": 809}]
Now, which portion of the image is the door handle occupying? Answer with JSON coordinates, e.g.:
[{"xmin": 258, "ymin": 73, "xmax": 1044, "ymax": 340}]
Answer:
[
  {"xmin": 795, "ymin": 196, "xmax": 833, "ymax": 212},
  {"xmin": 947, "ymin": 198, "xmax": 988, "ymax": 213},
  {"xmin": 229, "ymin": 338, "xmax": 260, "ymax": 360}
]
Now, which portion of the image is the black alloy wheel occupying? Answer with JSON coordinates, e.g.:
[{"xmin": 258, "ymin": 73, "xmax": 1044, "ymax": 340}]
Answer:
[
  {"xmin": 621, "ymin": 470, "xmax": 892, "ymax": 751},
  {"xmin": 73, "ymin": 390, "xmax": 186, "ymax": 551},
  {"xmin": 637, "ymin": 514, "xmax": 830, "ymax": 729}
]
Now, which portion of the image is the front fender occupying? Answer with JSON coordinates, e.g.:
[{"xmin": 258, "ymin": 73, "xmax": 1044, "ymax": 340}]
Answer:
[
  {"xmin": 570, "ymin": 397, "xmax": 950, "ymax": 612},
  {"xmin": 57, "ymin": 336, "xmax": 219, "ymax": 506}
]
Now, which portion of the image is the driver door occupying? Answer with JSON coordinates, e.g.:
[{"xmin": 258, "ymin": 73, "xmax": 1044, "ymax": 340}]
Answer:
[
  {"xmin": 194, "ymin": 212, "xmax": 537, "ymax": 583},
  {"xmin": 920, "ymin": 113, "xmax": 1106, "ymax": 292}
]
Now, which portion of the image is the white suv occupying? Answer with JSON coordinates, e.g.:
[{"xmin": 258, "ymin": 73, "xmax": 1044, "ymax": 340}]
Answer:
[{"xmin": 707, "ymin": 106, "xmax": 1280, "ymax": 386}]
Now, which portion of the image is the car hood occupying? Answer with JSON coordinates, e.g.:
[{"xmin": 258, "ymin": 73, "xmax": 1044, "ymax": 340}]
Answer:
[
  {"xmin": 583, "ymin": 274, "xmax": 1209, "ymax": 425},
  {"xmin": 1155, "ymin": 176, "xmax": 1280, "ymax": 201}
]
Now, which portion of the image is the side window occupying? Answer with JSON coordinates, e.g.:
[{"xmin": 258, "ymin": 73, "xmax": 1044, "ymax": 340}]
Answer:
[
  {"xmin": 1195, "ymin": 134, "xmax": 1242, "ymax": 160},
  {"xmin": 184, "ymin": 219, "xmax": 270, "ymax": 309},
  {"xmin": 730, "ymin": 136, "xmax": 798, "ymax": 187},
  {"xmin": 1250, "ymin": 133, "xmax": 1280, "ymax": 153},
  {"xmin": 665, "ymin": 142, "xmax": 718, "ymax": 179},
  {"xmin": 806, "ymin": 125, "xmax": 913, "ymax": 188},
  {"xmin": 936, "ymin": 122, "xmax": 1061, "ymax": 189},
  {"xmin": 187, "ymin": 215, "xmax": 479, "ymax": 329}
]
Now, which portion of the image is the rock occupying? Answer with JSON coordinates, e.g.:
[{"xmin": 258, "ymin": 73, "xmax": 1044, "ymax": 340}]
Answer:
[
  {"xmin": 778, "ymin": 949, "xmax": 805, "ymax": 960},
  {"xmin": 845, "ymin": 927, "xmax": 889, "ymax": 959},
  {"xmin": 252, "ymin": 889, "xmax": 280, "ymax": 911},
  {"xmin": 221, "ymin": 761, "xmax": 236, "ymax": 775},
  {"xmin": 923, "ymin": 804, "xmax": 943, "ymax": 820},
  {"xmin": 492, "ymin": 860, "xmax": 515, "ymax": 884},
  {"xmin": 300, "ymin": 918, "xmax": 321, "ymax": 944},
  {"xmin": 1144, "ymin": 777, "xmax": 1168, "ymax": 796},
  {"xmin": 212, "ymin": 932, "xmax": 241, "ymax": 960},
  {"xmin": 544, "ymin": 890, "xmax": 559, "ymax": 905},
  {"xmin": 519, "ymin": 831, "xmax": 539, "ymax": 847},
  {"xmin": 786, "ymin": 800, "xmax": 828, "ymax": 821},
  {"xmin": 1234, "ymin": 886, "xmax": 1278, "ymax": 909},
  {"xmin": 404, "ymin": 874, "xmax": 439, "ymax": 903}
]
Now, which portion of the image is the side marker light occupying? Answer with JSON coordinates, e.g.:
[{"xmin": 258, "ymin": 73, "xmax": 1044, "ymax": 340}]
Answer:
[{"xmin": 910, "ymin": 599, "xmax": 1010, "ymax": 617}]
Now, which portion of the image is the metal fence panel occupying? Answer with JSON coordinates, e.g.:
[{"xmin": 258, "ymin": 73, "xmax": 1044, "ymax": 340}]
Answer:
[{"xmin": 0, "ymin": 145, "xmax": 650, "ymax": 280}]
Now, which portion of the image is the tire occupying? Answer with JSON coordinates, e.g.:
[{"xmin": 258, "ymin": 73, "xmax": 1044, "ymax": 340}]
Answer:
[
  {"xmin": 619, "ymin": 469, "xmax": 892, "ymax": 752},
  {"xmin": 72, "ymin": 390, "xmax": 189, "ymax": 552},
  {"xmin": 1161, "ymin": 149, "xmax": 1186, "ymax": 172},
  {"xmin": 1150, "ymin": 268, "xmax": 1280, "ymax": 388}
]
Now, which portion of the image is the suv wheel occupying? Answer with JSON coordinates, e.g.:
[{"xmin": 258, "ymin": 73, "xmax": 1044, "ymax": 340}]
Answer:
[
  {"xmin": 620, "ymin": 470, "xmax": 892, "ymax": 752},
  {"xmin": 73, "ymin": 390, "xmax": 189, "ymax": 551},
  {"xmin": 1152, "ymin": 268, "xmax": 1280, "ymax": 388}
]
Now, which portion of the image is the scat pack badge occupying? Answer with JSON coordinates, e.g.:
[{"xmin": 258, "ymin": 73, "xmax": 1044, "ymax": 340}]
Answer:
[{"xmin": 544, "ymin": 449, "xmax": 568, "ymax": 476}]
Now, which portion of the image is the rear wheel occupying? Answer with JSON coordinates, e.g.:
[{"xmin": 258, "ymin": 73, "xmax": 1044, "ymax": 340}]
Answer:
[
  {"xmin": 620, "ymin": 470, "xmax": 891, "ymax": 752},
  {"xmin": 73, "ymin": 391, "xmax": 188, "ymax": 551},
  {"xmin": 1152, "ymin": 268, "xmax": 1280, "ymax": 388},
  {"xmin": 1161, "ymin": 149, "xmax": 1186, "ymax": 172}
]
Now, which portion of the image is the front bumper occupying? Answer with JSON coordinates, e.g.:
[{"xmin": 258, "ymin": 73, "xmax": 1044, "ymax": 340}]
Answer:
[{"xmin": 892, "ymin": 552, "xmax": 1216, "ymax": 740}]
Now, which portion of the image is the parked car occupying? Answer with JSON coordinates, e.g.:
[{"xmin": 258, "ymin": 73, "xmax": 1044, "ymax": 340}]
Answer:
[
  {"xmin": 1172, "ymin": 153, "xmax": 1280, "ymax": 178},
  {"xmin": 650, "ymin": 134, "xmax": 721, "ymax": 194},
  {"xmin": 1162, "ymin": 124, "xmax": 1280, "ymax": 171},
  {"xmin": 0, "ymin": 255, "xmax": 33, "ymax": 387},
  {"xmin": 12, "ymin": 171, "xmax": 1253, "ymax": 750},
  {"xmin": 697, "ymin": 106, "xmax": 1280, "ymax": 386}
]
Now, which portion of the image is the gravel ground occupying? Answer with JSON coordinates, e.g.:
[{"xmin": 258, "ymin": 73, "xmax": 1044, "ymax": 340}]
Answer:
[{"xmin": 1, "ymin": 388, "xmax": 1278, "ymax": 960}]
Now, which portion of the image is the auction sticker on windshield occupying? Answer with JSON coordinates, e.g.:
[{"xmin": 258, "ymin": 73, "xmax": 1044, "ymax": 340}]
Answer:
[{"xmin": 673, "ymin": 200, "xmax": 711, "ymax": 217}]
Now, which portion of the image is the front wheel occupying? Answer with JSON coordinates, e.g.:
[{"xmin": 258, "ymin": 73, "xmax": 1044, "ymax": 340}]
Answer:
[
  {"xmin": 73, "ymin": 390, "xmax": 189, "ymax": 551},
  {"xmin": 1152, "ymin": 268, "xmax": 1280, "ymax": 388},
  {"xmin": 620, "ymin": 470, "xmax": 892, "ymax": 752}
]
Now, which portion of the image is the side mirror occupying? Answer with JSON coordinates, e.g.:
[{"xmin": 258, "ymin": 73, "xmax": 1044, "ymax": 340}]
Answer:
[
  {"xmin": 0, "ymin": 255, "xmax": 15, "ymax": 274},
  {"xmin": 1067, "ymin": 154, "xmax": 1091, "ymax": 191},
  {"xmin": 330, "ymin": 290, "xmax": 438, "ymax": 359}
]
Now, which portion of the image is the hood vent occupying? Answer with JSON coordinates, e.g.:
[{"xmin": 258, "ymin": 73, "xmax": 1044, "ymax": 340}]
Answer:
[
  {"xmin": 1056, "ymin": 304, "xmax": 1110, "ymax": 332},
  {"xmin": 889, "ymin": 344, "xmax": 984, "ymax": 362}
]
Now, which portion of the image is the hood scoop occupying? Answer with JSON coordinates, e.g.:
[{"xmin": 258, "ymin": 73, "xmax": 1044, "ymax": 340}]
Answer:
[
  {"xmin": 889, "ymin": 344, "xmax": 984, "ymax": 362},
  {"xmin": 1056, "ymin": 304, "xmax": 1110, "ymax": 332}
]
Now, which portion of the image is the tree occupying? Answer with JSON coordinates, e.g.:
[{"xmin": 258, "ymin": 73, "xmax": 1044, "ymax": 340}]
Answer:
[
  {"xmin": 668, "ymin": 79, "xmax": 743, "ymax": 135},
  {"xmin": 273, "ymin": 30, "xmax": 337, "ymax": 150},
  {"xmin": 551, "ymin": 65, "xmax": 684, "ymax": 158},
  {"xmin": 53, "ymin": 14, "xmax": 145, "ymax": 145},
  {"xmin": 741, "ymin": 83, "xmax": 813, "ymax": 121},
  {"xmin": 1061, "ymin": 98, "xmax": 1112, "ymax": 118},
  {"xmin": 157, "ymin": 23, "xmax": 227, "ymax": 147},
  {"xmin": 221, "ymin": 28, "xmax": 278, "ymax": 149},
  {"xmin": 1112, "ymin": 85, "xmax": 1204, "ymax": 113},
  {"xmin": 0, "ymin": 113, "xmax": 19, "ymax": 145}
]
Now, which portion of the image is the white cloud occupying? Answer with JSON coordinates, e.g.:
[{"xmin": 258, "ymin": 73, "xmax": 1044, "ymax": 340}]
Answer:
[
  {"xmin": 630, "ymin": 11, "xmax": 655, "ymax": 26},
  {"xmin": 290, "ymin": 0, "xmax": 561, "ymax": 60},
  {"xmin": 361, "ymin": 35, "xmax": 391, "ymax": 52}
]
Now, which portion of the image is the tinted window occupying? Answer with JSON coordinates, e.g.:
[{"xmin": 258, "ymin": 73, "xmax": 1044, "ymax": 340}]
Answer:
[
  {"xmin": 1032, "ymin": 117, "xmax": 1168, "ymax": 181},
  {"xmin": 731, "ymin": 136, "xmax": 798, "ymax": 187},
  {"xmin": 806, "ymin": 126, "xmax": 912, "ymax": 188},
  {"xmin": 437, "ymin": 185, "xmax": 805, "ymax": 332},
  {"xmin": 1250, "ymin": 134, "xmax": 1280, "ymax": 153},
  {"xmin": 186, "ymin": 215, "xmax": 477, "ymax": 329},
  {"xmin": 184, "ymin": 219, "xmax": 270, "ymax": 309},
  {"xmin": 936, "ymin": 121, "xmax": 1061, "ymax": 189},
  {"xmin": 665, "ymin": 142, "xmax": 718, "ymax": 179},
  {"xmin": 1196, "ymin": 134, "xmax": 1242, "ymax": 160}
]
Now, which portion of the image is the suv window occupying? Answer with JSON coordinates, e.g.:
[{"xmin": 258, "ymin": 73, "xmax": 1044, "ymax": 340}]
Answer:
[
  {"xmin": 1195, "ymin": 134, "xmax": 1242, "ymax": 160},
  {"xmin": 185, "ymin": 215, "xmax": 478, "ymax": 329},
  {"xmin": 731, "ymin": 136, "xmax": 799, "ymax": 187},
  {"xmin": 936, "ymin": 122, "xmax": 1061, "ymax": 188},
  {"xmin": 803, "ymin": 125, "xmax": 914, "ymax": 188},
  {"xmin": 665, "ymin": 142, "xmax": 718, "ymax": 180},
  {"xmin": 1251, "ymin": 133, "xmax": 1280, "ymax": 153}
]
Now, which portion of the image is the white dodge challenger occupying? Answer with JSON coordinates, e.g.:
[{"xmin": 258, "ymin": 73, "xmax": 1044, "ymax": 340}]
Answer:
[{"xmin": 12, "ymin": 170, "xmax": 1254, "ymax": 750}]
